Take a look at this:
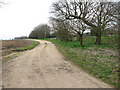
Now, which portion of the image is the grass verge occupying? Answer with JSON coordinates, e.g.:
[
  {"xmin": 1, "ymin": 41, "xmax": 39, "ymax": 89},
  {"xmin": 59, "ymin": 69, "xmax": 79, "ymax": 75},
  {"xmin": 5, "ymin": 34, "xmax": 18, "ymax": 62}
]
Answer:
[
  {"xmin": 45, "ymin": 38, "xmax": 118, "ymax": 88},
  {"xmin": 2, "ymin": 53, "xmax": 22, "ymax": 61}
]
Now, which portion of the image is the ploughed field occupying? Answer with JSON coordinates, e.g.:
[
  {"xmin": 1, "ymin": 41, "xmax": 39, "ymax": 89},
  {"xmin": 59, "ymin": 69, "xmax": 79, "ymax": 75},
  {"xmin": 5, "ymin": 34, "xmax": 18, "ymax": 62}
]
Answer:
[{"xmin": 1, "ymin": 40, "xmax": 35, "ymax": 56}]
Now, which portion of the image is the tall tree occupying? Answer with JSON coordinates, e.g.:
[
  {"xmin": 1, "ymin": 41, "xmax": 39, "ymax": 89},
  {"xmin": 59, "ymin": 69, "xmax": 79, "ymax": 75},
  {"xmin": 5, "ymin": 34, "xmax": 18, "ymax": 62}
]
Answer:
[
  {"xmin": 68, "ymin": 19, "xmax": 88, "ymax": 47},
  {"xmin": 0, "ymin": 1, "xmax": 5, "ymax": 7},
  {"xmin": 51, "ymin": 0, "xmax": 118, "ymax": 44},
  {"xmin": 50, "ymin": 17, "xmax": 73, "ymax": 42}
]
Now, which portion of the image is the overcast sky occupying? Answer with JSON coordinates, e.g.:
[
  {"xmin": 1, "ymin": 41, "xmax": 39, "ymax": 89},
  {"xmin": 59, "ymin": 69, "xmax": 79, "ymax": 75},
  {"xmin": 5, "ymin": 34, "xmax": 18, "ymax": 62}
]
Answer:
[
  {"xmin": 0, "ymin": 0, "xmax": 119, "ymax": 40},
  {"xmin": 0, "ymin": 0, "xmax": 55, "ymax": 40}
]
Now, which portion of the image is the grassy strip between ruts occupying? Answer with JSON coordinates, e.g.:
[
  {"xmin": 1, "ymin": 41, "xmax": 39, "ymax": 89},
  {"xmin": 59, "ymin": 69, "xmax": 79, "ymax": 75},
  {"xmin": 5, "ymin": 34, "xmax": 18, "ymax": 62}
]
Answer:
[
  {"xmin": 2, "ymin": 53, "xmax": 22, "ymax": 61},
  {"xmin": 45, "ymin": 38, "xmax": 118, "ymax": 88},
  {"xmin": 12, "ymin": 40, "xmax": 39, "ymax": 51}
]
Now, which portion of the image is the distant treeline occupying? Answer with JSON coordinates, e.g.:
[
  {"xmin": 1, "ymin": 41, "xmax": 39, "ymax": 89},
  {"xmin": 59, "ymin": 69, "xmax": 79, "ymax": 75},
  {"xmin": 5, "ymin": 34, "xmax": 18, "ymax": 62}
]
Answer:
[
  {"xmin": 15, "ymin": 36, "xmax": 28, "ymax": 39},
  {"xmin": 29, "ymin": 24, "xmax": 56, "ymax": 39}
]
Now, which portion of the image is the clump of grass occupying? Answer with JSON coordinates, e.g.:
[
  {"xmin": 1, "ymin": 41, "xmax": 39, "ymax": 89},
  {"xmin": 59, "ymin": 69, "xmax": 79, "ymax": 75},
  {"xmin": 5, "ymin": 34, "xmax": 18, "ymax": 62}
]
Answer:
[
  {"xmin": 13, "ymin": 41, "xmax": 39, "ymax": 51},
  {"xmin": 2, "ymin": 53, "xmax": 20, "ymax": 61}
]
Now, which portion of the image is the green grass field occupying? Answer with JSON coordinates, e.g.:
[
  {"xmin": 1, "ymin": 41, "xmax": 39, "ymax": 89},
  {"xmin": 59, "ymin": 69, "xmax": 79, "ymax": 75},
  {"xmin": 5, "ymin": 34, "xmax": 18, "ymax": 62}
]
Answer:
[
  {"xmin": 44, "ymin": 36, "xmax": 118, "ymax": 88},
  {"xmin": 46, "ymin": 36, "xmax": 117, "ymax": 49}
]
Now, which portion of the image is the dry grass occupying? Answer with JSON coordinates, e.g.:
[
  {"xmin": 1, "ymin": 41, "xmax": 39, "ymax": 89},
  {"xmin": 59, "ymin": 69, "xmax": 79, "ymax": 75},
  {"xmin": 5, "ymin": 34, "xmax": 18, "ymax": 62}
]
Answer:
[{"xmin": 2, "ymin": 40, "xmax": 35, "ymax": 56}]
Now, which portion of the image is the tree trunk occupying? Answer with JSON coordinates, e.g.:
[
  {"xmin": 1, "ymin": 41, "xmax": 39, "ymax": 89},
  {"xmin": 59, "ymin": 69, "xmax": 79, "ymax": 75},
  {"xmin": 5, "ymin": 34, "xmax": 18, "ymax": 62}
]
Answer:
[
  {"xmin": 95, "ymin": 28, "xmax": 102, "ymax": 45},
  {"xmin": 95, "ymin": 34, "xmax": 101, "ymax": 45},
  {"xmin": 77, "ymin": 32, "xmax": 83, "ymax": 47},
  {"xmin": 80, "ymin": 35, "xmax": 83, "ymax": 47}
]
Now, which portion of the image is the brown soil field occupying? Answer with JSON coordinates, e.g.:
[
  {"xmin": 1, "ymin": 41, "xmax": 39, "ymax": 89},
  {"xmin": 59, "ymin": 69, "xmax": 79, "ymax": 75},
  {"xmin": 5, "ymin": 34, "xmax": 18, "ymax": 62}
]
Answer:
[{"xmin": 1, "ymin": 40, "xmax": 34, "ymax": 56}]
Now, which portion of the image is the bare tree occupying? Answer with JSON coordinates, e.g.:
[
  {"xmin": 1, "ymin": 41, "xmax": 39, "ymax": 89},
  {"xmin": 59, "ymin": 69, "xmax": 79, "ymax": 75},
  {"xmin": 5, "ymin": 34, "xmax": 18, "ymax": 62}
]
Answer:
[
  {"xmin": 50, "ymin": 17, "xmax": 73, "ymax": 42},
  {"xmin": 68, "ymin": 19, "xmax": 88, "ymax": 47},
  {"xmin": 0, "ymin": 1, "xmax": 5, "ymax": 7},
  {"xmin": 51, "ymin": 0, "xmax": 118, "ymax": 44}
]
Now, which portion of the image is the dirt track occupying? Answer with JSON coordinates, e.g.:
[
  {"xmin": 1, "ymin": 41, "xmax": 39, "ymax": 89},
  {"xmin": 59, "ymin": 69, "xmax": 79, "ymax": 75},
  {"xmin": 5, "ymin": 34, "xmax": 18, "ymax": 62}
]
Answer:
[{"xmin": 2, "ymin": 40, "xmax": 112, "ymax": 88}]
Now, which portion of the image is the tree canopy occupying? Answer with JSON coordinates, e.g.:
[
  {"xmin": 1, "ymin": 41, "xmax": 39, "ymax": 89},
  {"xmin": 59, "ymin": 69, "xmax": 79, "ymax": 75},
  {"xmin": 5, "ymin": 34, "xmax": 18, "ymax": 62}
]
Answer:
[
  {"xmin": 29, "ymin": 24, "xmax": 51, "ymax": 39},
  {"xmin": 51, "ymin": 0, "xmax": 118, "ymax": 44}
]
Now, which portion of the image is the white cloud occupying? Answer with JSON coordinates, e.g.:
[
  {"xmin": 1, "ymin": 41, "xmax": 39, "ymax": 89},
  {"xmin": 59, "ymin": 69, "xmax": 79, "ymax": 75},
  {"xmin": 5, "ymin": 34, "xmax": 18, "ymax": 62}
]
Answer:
[{"xmin": 0, "ymin": 0, "xmax": 54, "ymax": 40}]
